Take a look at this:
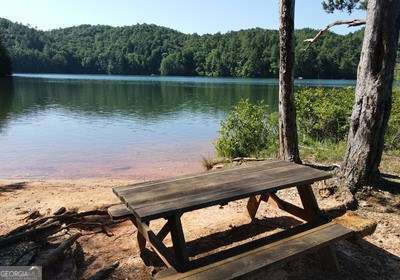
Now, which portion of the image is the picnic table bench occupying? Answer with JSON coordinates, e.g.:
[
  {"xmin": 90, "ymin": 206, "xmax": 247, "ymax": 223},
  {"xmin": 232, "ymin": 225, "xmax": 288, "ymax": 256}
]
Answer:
[{"xmin": 112, "ymin": 160, "xmax": 354, "ymax": 279}]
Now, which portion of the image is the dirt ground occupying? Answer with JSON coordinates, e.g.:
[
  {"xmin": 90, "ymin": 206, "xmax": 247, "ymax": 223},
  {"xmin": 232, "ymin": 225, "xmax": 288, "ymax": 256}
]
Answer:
[{"xmin": 1, "ymin": 169, "xmax": 399, "ymax": 280}]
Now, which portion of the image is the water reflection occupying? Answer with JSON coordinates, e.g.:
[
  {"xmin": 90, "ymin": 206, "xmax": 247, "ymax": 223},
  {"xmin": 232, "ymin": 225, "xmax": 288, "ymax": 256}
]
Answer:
[
  {"xmin": 7, "ymin": 77, "xmax": 279, "ymax": 121},
  {"xmin": 0, "ymin": 78, "xmax": 14, "ymax": 132},
  {"xmin": 0, "ymin": 75, "xmax": 353, "ymax": 179}
]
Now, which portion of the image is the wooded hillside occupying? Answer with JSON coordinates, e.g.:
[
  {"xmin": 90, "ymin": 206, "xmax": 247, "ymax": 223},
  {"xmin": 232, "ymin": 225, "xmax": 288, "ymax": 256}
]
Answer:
[{"xmin": 0, "ymin": 18, "xmax": 364, "ymax": 78}]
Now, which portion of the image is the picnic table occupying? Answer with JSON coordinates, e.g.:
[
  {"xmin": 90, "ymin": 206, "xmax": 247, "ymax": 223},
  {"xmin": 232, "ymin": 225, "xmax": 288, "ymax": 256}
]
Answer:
[{"xmin": 112, "ymin": 160, "xmax": 353, "ymax": 279}]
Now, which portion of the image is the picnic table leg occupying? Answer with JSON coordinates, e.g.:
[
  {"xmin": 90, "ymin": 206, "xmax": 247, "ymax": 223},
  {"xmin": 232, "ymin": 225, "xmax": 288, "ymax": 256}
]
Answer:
[
  {"xmin": 129, "ymin": 217, "xmax": 149, "ymax": 253},
  {"xmin": 318, "ymin": 244, "xmax": 340, "ymax": 273},
  {"xmin": 297, "ymin": 185, "xmax": 322, "ymax": 222},
  {"xmin": 297, "ymin": 185, "xmax": 340, "ymax": 272},
  {"xmin": 247, "ymin": 194, "xmax": 269, "ymax": 220},
  {"xmin": 168, "ymin": 214, "xmax": 189, "ymax": 272}
]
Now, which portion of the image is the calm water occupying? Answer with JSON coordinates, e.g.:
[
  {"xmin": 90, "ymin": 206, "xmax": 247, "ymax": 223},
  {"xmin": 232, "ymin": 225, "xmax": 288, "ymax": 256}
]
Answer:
[{"xmin": 0, "ymin": 74, "xmax": 355, "ymax": 179}]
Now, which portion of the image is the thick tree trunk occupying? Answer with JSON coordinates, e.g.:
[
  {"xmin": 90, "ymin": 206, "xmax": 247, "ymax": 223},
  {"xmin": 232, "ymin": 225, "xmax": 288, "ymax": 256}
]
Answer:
[
  {"xmin": 279, "ymin": 0, "xmax": 301, "ymax": 163},
  {"xmin": 341, "ymin": 0, "xmax": 400, "ymax": 193}
]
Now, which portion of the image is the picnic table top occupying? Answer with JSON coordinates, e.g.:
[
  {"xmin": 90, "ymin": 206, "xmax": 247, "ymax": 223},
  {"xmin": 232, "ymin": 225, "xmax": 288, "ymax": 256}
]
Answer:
[{"xmin": 113, "ymin": 160, "xmax": 331, "ymax": 222}]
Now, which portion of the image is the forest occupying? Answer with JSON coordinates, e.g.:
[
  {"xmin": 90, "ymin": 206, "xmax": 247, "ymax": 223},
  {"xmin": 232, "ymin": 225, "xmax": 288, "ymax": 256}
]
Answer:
[
  {"xmin": 0, "ymin": 17, "xmax": 364, "ymax": 78},
  {"xmin": 0, "ymin": 36, "xmax": 11, "ymax": 76}
]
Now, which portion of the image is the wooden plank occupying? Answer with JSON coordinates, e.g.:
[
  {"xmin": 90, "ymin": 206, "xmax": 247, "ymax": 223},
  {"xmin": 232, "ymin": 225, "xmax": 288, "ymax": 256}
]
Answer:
[
  {"xmin": 133, "ymin": 217, "xmax": 179, "ymax": 269},
  {"xmin": 107, "ymin": 204, "xmax": 133, "ymax": 220},
  {"xmin": 333, "ymin": 212, "xmax": 377, "ymax": 239},
  {"xmin": 246, "ymin": 194, "xmax": 269, "ymax": 220},
  {"xmin": 268, "ymin": 193, "xmax": 309, "ymax": 221},
  {"xmin": 117, "ymin": 161, "xmax": 294, "ymax": 204},
  {"xmin": 115, "ymin": 162, "xmax": 305, "ymax": 210},
  {"xmin": 297, "ymin": 185, "xmax": 323, "ymax": 222},
  {"xmin": 157, "ymin": 220, "xmax": 172, "ymax": 241},
  {"xmin": 130, "ymin": 217, "xmax": 149, "ymax": 253},
  {"xmin": 124, "ymin": 166, "xmax": 292, "ymax": 208},
  {"xmin": 114, "ymin": 160, "xmax": 290, "ymax": 196},
  {"xmin": 130, "ymin": 168, "xmax": 330, "ymax": 221},
  {"xmin": 169, "ymin": 215, "xmax": 190, "ymax": 272},
  {"xmin": 115, "ymin": 162, "xmax": 330, "ymax": 221},
  {"xmin": 125, "ymin": 165, "xmax": 324, "ymax": 204},
  {"xmin": 155, "ymin": 222, "xmax": 352, "ymax": 280},
  {"xmin": 296, "ymin": 183, "xmax": 340, "ymax": 272},
  {"xmin": 318, "ymin": 245, "xmax": 339, "ymax": 273}
]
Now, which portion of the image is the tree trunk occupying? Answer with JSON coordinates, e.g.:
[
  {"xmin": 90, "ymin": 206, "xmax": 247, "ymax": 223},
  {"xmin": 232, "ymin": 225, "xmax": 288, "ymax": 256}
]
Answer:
[
  {"xmin": 279, "ymin": 0, "xmax": 301, "ymax": 163},
  {"xmin": 341, "ymin": 0, "xmax": 400, "ymax": 193}
]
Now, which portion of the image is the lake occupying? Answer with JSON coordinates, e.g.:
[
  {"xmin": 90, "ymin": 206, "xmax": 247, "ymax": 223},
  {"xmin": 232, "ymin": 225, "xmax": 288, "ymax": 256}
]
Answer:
[{"xmin": 0, "ymin": 74, "xmax": 355, "ymax": 179}]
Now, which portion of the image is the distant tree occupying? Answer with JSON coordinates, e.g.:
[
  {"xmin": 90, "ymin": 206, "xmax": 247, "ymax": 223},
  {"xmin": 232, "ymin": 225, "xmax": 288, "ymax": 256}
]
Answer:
[
  {"xmin": 160, "ymin": 52, "xmax": 185, "ymax": 75},
  {"xmin": 278, "ymin": 0, "xmax": 301, "ymax": 163},
  {"xmin": 0, "ymin": 40, "xmax": 12, "ymax": 76},
  {"xmin": 0, "ymin": 17, "xmax": 365, "ymax": 79}
]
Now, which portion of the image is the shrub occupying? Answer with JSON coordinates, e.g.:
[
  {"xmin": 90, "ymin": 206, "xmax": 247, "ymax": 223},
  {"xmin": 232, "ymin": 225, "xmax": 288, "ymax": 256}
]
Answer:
[
  {"xmin": 215, "ymin": 99, "xmax": 276, "ymax": 158},
  {"xmin": 295, "ymin": 87, "xmax": 354, "ymax": 141}
]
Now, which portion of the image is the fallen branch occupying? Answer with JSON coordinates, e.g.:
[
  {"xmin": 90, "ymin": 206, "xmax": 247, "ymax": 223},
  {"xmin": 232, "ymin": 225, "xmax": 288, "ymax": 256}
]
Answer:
[
  {"xmin": 0, "ymin": 222, "xmax": 61, "ymax": 248},
  {"xmin": 5, "ymin": 208, "xmax": 111, "ymax": 238},
  {"xmin": 23, "ymin": 209, "xmax": 43, "ymax": 221},
  {"xmin": 37, "ymin": 233, "xmax": 81, "ymax": 269},
  {"xmin": 202, "ymin": 157, "xmax": 272, "ymax": 170},
  {"xmin": 303, "ymin": 19, "xmax": 366, "ymax": 51},
  {"xmin": 53, "ymin": 207, "xmax": 67, "ymax": 215},
  {"xmin": 232, "ymin": 157, "xmax": 270, "ymax": 162},
  {"xmin": 1, "ymin": 206, "xmax": 120, "ymax": 248}
]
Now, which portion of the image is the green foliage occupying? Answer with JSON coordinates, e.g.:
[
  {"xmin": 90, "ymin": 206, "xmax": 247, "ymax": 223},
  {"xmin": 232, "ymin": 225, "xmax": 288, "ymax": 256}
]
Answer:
[
  {"xmin": 386, "ymin": 91, "xmax": 400, "ymax": 152},
  {"xmin": 0, "ymin": 18, "xmax": 364, "ymax": 79},
  {"xmin": 300, "ymin": 139, "xmax": 347, "ymax": 163},
  {"xmin": 215, "ymin": 88, "xmax": 400, "ymax": 162},
  {"xmin": 395, "ymin": 65, "xmax": 400, "ymax": 82},
  {"xmin": 215, "ymin": 100, "xmax": 276, "ymax": 158},
  {"xmin": 0, "ymin": 39, "xmax": 11, "ymax": 76},
  {"xmin": 295, "ymin": 87, "xmax": 354, "ymax": 141},
  {"xmin": 322, "ymin": 0, "xmax": 367, "ymax": 13}
]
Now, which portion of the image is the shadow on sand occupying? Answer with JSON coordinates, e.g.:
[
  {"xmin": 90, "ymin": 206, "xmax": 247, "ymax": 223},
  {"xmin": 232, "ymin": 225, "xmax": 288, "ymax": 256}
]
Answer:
[
  {"xmin": 142, "ymin": 215, "xmax": 399, "ymax": 280},
  {"xmin": 0, "ymin": 182, "xmax": 28, "ymax": 194},
  {"xmin": 378, "ymin": 173, "xmax": 400, "ymax": 195}
]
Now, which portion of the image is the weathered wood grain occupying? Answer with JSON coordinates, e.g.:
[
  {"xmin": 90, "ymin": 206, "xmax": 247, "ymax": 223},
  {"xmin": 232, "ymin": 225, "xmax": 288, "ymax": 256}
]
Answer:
[
  {"xmin": 113, "ymin": 161, "xmax": 331, "ymax": 221},
  {"xmin": 155, "ymin": 222, "xmax": 352, "ymax": 280},
  {"xmin": 107, "ymin": 204, "xmax": 133, "ymax": 220}
]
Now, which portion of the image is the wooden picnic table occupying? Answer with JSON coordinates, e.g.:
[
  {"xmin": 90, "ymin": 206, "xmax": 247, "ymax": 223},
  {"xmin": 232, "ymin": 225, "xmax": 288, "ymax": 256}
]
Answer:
[{"xmin": 112, "ymin": 160, "xmax": 343, "ymax": 276}]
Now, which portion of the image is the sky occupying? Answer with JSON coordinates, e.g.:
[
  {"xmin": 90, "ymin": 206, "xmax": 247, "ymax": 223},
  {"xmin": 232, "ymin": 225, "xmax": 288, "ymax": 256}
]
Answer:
[{"xmin": 0, "ymin": 0, "xmax": 366, "ymax": 34}]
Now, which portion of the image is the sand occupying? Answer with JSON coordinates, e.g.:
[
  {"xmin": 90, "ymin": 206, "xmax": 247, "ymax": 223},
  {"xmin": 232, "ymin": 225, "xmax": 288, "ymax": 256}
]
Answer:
[{"xmin": 1, "ymin": 168, "xmax": 399, "ymax": 279}]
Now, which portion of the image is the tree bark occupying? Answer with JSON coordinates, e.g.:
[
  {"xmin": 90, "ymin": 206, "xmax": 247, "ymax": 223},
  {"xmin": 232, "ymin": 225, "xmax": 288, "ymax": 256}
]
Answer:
[
  {"xmin": 341, "ymin": 0, "xmax": 400, "ymax": 193},
  {"xmin": 279, "ymin": 0, "xmax": 301, "ymax": 163}
]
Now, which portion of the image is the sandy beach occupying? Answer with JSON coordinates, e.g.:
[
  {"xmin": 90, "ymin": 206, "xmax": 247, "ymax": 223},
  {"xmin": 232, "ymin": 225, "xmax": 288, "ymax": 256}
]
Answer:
[{"xmin": 1, "ymin": 162, "xmax": 399, "ymax": 279}]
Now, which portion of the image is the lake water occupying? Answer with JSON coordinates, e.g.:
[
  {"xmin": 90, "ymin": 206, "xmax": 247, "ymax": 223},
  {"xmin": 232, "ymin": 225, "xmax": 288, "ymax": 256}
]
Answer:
[{"xmin": 0, "ymin": 74, "xmax": 355, "ymax": 179}]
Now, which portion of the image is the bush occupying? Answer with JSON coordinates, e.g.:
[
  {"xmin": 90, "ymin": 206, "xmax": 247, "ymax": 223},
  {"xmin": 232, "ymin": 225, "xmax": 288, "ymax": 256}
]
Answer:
[
  {"xmin": 215, "ymin": 99, "xmax": 276, "ymax": 158},
  {"xmin": 215, "ymin": 88, "xmax": 400, "ymax": 161},
  {"xmin": 295, "ymin": 87, "xmax": 354, "ymax": 141}
]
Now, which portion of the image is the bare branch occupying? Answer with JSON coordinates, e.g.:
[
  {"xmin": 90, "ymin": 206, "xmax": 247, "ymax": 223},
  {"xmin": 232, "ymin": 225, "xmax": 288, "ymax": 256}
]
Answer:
[{"xmin": 303, "ymin": 19, "xmax": 366, "ymax": 51}]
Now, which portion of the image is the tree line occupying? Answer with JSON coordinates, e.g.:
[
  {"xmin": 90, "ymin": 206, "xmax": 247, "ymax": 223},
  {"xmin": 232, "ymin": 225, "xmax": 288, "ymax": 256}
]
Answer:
[{"xmin": 0, "ymin": 17, "xmax": 363, "ymax": 79}]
